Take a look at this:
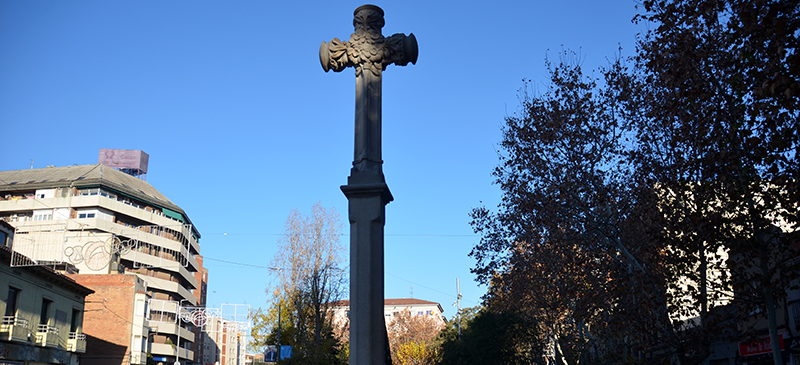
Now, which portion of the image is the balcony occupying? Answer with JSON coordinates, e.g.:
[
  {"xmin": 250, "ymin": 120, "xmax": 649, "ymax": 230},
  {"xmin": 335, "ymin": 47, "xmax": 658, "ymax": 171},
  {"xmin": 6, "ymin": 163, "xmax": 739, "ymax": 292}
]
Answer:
[
  {"xmin": 67, "ymin": 332, "xmax": 87, "ymax": 353},
  {"xmin": 122, "ymin": 249, "xmax": 199, "ymax": 290},
  {"xmin": 150, "ymin": 342, "xmax": 194, "ymax": 361},
  {"xmin": 178, "ymin": 346, "xmax": 194, "ymax": 361},
  {"xmin": 35, "ymin": 324, "xmax": 60, "ymax": 348},
  {"xmin": 149, "ymin": 341, "xmax": 174, "ymax": 356},
  {"xmin": 0, "ymin": 316, "xmax": 29, "ymax": 342},
  {"xmin": 139, "ymin": 276, "xmax": 195, "ymax": 304},
  {"xmin": 130, "ymin": 351, "xmax": 146, "ymax": 364},
  {"xmin": 149, "ymin": 320, "xmax": 195, "ymax": 343}
]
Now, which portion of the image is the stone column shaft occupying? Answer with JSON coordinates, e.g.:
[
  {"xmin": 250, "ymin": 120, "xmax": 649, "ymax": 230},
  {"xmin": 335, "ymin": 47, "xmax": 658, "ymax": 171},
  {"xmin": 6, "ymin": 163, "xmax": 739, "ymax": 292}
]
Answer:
[
  {"xmin": 353, "ymin": 69, "xmax": 383, "ymax": 177},
  {"xmin": 342, "ymin": 184, "xmax": 391, "ymax": 364}
]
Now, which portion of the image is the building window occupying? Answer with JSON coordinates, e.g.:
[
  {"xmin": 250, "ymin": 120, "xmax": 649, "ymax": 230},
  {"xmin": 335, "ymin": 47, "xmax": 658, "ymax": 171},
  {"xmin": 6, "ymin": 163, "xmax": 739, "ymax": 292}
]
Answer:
[
  {"xmin": 135, "ymin": 299, "xmax": 145, "ymax": 316},
  {"xmin": 134, "ymin": 336, "xmax": 143, "ymax": 352},
  {"xmin": 33, "ymin": 213, "xmax": 52, "ymax": 221},
  {"xmin": 79, "ymin": 188, "xmax": 99, "ymax": 196},
  {"xmin": 426, "ymin": 310, "xmax": 433, "ymax": 316},
  {"xmin": 70, "ymin": 309, "xmax": 81, "ymax": 333},
  {"xmin": 78, "ymin": 213, "xmax": 96, "ymax": 218},
  {"xmin": 5, "ymin": 287, "xmax": 19, "ymax": 317},
  {"xmin": 99, "ymin": 190, "xmax": 117, "ymax": 199},
  {"xmin": 40, "ymin": 298, "xmax": 52, "ymax": 325}
]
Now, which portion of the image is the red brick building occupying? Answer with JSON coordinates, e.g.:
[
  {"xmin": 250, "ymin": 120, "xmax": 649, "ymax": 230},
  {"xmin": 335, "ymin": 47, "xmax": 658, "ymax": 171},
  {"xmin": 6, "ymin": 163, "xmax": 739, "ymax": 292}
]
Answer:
[
  {"xmin": 191, "ymin": 255, "xmax": 209, "ymax": 364},
  {"xmin": 71, "ymin": 274, "xmax": 151, "ymax": 365}
]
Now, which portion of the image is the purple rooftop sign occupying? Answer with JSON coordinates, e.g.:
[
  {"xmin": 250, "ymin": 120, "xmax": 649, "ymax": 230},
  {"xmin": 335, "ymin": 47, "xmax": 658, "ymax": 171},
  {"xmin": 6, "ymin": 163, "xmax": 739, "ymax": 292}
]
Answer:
[{"xmin": 98, "ymin": 149, "xmax": 149, "ymax": 173}]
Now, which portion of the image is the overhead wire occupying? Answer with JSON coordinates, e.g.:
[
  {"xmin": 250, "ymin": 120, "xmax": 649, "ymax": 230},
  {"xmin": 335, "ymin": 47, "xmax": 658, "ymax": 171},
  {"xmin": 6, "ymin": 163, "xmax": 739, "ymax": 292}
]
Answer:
[
  {"xmin": 208, "ymin": 232, "xmax": 476, "ymax": 237},
  {"xmin": 202, "ymin": 257, "xmax": 481, "ymax": 306},
  {"xmin": 8, "ymin": 190, "xmax": 482, "ymax": 306}
]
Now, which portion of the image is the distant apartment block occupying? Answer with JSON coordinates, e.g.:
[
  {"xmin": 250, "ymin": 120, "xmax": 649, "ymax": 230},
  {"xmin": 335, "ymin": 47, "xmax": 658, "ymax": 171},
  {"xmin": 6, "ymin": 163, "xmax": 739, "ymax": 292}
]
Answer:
[{"xmin": 203, "ymin": 315, "xmax": 246, "ymax": 365}]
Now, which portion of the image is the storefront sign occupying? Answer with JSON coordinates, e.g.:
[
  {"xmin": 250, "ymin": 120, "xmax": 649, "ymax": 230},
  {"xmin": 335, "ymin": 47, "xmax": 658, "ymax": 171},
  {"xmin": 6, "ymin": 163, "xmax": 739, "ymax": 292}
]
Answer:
[{"xmin": 739, "ymin": 334, "xmax": 785, "ymax": 356}]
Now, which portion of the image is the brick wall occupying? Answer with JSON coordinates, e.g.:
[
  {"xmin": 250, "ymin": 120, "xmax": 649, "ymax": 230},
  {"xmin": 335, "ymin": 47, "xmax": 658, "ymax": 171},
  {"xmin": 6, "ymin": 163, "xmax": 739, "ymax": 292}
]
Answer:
[
  {"xmin": 192, "ymin": 255, "xmax": 209, "ymax": 364},
  {"xmin": 70, "ymin": 274, "xmax": 138, "ymax": 365}
]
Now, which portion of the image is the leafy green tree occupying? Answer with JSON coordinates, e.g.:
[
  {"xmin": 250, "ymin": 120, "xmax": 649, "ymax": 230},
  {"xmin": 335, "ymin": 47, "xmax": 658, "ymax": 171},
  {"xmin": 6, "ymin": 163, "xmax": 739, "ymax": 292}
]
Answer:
[
  {"xmin": 436, "ymin": 306, "xmax": 539, "ymax": 365},
  {"xmin": 249, "ymin": 296, "xmax": 297, "ymax": 354},
  {"xmin": 248, "ymin": 307, "xmax": 269, "ymax": 353}
]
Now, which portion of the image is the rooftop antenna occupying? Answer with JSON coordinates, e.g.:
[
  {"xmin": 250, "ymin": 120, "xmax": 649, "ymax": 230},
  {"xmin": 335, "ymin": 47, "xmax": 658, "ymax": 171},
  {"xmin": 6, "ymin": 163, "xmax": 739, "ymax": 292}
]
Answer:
[
  {"xmin": 30, "ymin": 159, "xmax": 33, "ymax": 169},
  {"xmin": 409, "ymin": 286, "xmax": 413, "ymax": 298}
]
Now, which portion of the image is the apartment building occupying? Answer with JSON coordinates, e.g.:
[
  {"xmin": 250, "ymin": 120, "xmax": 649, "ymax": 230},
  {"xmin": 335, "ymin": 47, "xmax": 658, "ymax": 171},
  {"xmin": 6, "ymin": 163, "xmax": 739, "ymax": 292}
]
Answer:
[
  {"xmin": 0, "ymin": 161, "xmax": 203, "ymax": 365},
  {"xmin": 0, "ymin": 220, "xmax": 95, "ymax": 365},
  {"xmin": 204, "ymin": 316, "xmax": 246, "ymax": 365},
  {"xmin": 329, "ymin": 298, "xmax": 446, "ymax": 335}
]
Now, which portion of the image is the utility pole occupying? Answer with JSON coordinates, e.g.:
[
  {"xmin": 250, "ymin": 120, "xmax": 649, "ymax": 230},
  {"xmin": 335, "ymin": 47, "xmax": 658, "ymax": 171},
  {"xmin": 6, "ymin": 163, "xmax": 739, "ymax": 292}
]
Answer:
[
  {"xmin": 456, "ymin": 278, "xmax": 462, "ymax": 340},
  {"xmin": 277, "ymin": 299, "xmax": 281, "ymax": 365}
]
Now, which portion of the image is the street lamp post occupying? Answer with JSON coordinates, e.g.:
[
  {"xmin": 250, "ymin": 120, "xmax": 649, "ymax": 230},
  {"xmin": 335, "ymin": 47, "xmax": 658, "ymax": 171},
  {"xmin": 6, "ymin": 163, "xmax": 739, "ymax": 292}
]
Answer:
[
  {"xmin": 277, "ymin": 300, "xmax": 281, "ymax": 365},
  {"xmin": 270, "ymin": 267, "xmax": 282, "ymax": 365},
  {"xmin": 176, "ymin": 299, "xmax": 190, "ymax": 365}
]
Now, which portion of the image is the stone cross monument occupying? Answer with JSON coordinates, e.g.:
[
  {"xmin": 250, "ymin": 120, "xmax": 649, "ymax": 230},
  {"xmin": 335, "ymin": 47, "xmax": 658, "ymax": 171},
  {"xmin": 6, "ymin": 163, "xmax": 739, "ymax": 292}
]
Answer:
[{"xmin": 320, "ymin": 4, "xmax": 417, "ymax": 364}]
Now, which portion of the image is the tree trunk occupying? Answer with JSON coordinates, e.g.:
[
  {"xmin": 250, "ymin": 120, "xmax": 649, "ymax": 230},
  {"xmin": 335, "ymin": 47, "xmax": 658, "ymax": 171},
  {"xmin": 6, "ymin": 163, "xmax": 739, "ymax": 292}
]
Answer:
[{"xmin": 759, "ymin": 254, "xmax": 784, "ymax": 365}]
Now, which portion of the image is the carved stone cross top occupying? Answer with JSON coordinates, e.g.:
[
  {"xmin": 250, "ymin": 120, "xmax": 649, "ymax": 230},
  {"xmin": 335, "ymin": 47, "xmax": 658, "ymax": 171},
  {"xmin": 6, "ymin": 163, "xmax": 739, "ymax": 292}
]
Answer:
[{"xmin": 320, "ymin": 4, "xmax": 418, "ymax": 183}]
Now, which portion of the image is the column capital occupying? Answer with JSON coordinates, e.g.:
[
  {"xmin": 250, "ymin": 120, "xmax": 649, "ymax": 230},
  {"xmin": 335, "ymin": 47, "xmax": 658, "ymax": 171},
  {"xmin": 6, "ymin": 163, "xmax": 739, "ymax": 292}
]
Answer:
[{"xmin": 341, "ymin": 182, "xmax": 393, "ymax": 204}]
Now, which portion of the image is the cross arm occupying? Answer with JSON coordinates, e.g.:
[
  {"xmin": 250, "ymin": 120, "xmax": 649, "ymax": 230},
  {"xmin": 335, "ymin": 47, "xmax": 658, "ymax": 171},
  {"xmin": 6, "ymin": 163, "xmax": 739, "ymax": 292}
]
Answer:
[
  {"xmin": 319, "ymin": 38, "xmax": 352, "ymax": 73},
  {"xmin": 381, "ymin": 33, "xmax": 418, "ymax": 70},
  {"xmin": 319, "ymin": 33, "xmax": 418, "ymax": 73}
]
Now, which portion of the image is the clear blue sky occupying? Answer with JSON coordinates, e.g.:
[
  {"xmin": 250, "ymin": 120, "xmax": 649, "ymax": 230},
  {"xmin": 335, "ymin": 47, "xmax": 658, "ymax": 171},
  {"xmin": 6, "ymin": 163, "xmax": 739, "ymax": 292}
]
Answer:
[{"xmin": 0, "ymin": 1, "xmax": 644, "ymax": 321}]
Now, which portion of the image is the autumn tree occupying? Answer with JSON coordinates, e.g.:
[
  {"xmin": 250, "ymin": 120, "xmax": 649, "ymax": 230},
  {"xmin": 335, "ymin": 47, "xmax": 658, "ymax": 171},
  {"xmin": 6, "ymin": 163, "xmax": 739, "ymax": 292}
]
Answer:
[
  {"xmin": 386, "ymin": 309, "xmax": 443, "ymax": 365},
  {"xmin": 471, "ymin": 0, "xmax": 798, "ymax": 363},
  {"xmin": 633, "ymin": 1, "xmax": 800, "ymax": 363},
  {"xmin": 469, "ymin": 50, "xmax": 691, "ymax": 362},
  {"xmin": 469, "ymin": 45, "xmax": 777, "ymax": 362},
  {"xmin": 268, "ymin": 202, "xmax": 348, "ymax": 364}
]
